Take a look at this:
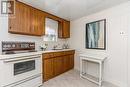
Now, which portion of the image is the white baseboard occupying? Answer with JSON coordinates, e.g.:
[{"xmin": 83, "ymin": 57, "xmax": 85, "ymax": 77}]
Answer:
[{"xmin": 103, "ymin": 78, "xmax": 127, "ymax": 87}]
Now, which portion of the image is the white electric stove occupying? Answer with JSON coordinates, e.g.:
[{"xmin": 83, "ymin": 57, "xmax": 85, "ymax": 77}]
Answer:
[{"xmin": 0, "ymin": 42, "xmax": 43, "ymax": 87}]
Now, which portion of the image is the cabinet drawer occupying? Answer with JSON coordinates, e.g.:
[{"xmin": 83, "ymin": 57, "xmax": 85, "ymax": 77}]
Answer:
[
  {"xmin": 43, "ymin": 53, "xmax": 54, "ymax": 59},
  {"xmin": 64, "ymin": 50, "xmax": 75, "ymax": 55},
  {"xmin": 53, "ymin": 51, "xmax": 64, "ymax": 57}
]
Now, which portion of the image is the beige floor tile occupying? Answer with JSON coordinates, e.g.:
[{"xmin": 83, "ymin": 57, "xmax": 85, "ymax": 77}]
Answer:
[{"xmin": 42, "ymin": 70, "xmax": 118, "ymax": 87}]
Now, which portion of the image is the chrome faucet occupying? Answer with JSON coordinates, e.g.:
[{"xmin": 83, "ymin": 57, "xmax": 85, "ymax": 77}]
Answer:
[{"xmin": 53, "ymin": 45, "xmax": 58, "ymax": 50}]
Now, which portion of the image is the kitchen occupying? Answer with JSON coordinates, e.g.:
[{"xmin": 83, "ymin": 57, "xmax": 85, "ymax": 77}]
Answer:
[{"xmin": 0, "ymin": 0, "xmax": 130, "ymax": 87}]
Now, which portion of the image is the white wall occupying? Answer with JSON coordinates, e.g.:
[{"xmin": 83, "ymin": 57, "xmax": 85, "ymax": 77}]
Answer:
[
  {"xmin": 128, "ymin": 2, "xmax": 130, "ymax": 87},
  {"xmin": 69, "ymin": 1, "xmax": 130, "ymax": 87}
]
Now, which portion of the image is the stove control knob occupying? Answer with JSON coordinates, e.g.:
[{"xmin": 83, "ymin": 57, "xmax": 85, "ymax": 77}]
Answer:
[
  {"xmin": 3, "ymin": 45, "xmax": 7, "ymax": 48},
  {"xmin": 7, "ymin": 45, "xmax": 11, "ymax": 48}
]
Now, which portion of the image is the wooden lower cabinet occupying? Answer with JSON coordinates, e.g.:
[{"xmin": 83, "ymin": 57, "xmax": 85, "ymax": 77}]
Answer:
[
  {"xmin": 63, "ymin": 55, "xmax": 74, "ymax": 72},
  {"xmin": 63, "ymin": 56, "xmax": 70, "ymax": 72},
  {"xmin": 43, "ymin": 50, "xmax": 75, "ymax": 82},
  {"xmin": 44, "ymin": 58, "xmax": 54, "ymax": 81},
  {"xmin": 69, "ymin": 55, "xmax": 74, "ymax": 69},
  {"xmin": 54, "ymin": 57, "xmax": 64, "ymax": 76}
]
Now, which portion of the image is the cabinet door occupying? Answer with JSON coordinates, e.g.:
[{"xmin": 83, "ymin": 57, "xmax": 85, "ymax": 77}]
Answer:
[
  {"xmin": 69, "ymin": 55, "xmax": 74, "ymax": 69},
  {"xmin": 9, "ymin": 1, "xmax": 30, "ymax": 34},
  {"xmin": 63, "ymin": 55, "xmax": 74, "ymax": 72},
  {"xmin": 37, "ymin": 11, "xmax": 45, "ymax": 35},
  {"xmin": 30, "ymin": 8, "xmax": 38, "ymax": 35},
  {"xmin": 30, "ymin": 8, "xmax": 45, "ymax": 36},
  {"xmin": 58, "ymin": 21, "xmax": 63, "ymax": 38},
  {"xmin": 44, "ymin": 58, "xmax": 54, "ymax": 81},
  {"xmin": 63, "ymin": 20, "xmax": 70, "ymax": 38},
  {"xmin": 63, "ymin": 55, "xmax": 70, "ymax": 72},
  {"xmin": 58, "ymin": 20, "xmax": 70, "ymax": 38},
  {"xmin": 54, "ymin": 57, "xmax": 64, "ymax": 76}
]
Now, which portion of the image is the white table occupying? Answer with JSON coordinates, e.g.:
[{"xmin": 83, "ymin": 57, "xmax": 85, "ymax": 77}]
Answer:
[{"xmin": 79, "ymin": 53, "xmax": 107, "ymax": 87}]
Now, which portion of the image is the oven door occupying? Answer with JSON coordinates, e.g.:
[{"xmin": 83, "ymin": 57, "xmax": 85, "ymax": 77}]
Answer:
[{"xmin": 0, "ymin": 55, "xmax": 42, "ymax": 87}]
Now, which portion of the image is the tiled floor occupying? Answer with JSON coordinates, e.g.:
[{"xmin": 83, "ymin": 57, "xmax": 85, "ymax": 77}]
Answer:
[{"xmin": 43, "ymin": 70, "xmax": 118, "ymax": 87}]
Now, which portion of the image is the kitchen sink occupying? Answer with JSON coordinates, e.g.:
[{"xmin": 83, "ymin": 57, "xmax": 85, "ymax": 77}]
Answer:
[{"xmin": 52, "ymin": 48, "xmax": 63, "ymax": 50}]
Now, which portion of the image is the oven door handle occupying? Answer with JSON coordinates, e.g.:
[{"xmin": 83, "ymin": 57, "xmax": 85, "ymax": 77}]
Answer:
[{"xmin": 3, "ymin": 56, "xmax": 41, "ymax": 63}]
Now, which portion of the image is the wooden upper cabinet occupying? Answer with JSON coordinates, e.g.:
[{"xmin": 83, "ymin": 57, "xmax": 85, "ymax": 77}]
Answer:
[
  {"xmin": 9, "ymin": 1, "xmax": 70, "ymax": 37},
  {"xmin": 58, "ymin": 20, "xmax": 70, "ymax": 38},
  {"xmin": 9, "ymin": 1, "xmax": 45, "ymax": 36},
  {"xmin": 63, "ymin": 20, "xmax": 70, "ymax": 38},
  {"xmin": 30, "ymin": 8, "xmax": 45, "ymax": 36},
  {"xmin": 9, "ymin": 1, "xmax": 31, "ymax": 34},
  {"xmin": 39, "ymin": 11, "xmax": 45, "ymax": 35}
]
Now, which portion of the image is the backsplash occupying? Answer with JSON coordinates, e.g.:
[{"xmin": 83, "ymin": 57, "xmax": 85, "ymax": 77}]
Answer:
[{"xmin": 39, "ymin": 39, "xmax": 68, "ymax": 51}]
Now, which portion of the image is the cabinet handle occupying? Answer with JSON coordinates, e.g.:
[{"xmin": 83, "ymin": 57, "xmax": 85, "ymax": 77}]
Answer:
[
  {"xmin": 33, "ymin": 26, "xmax": 35, "ymax": 31},
  {"xmin": 9, "ymin": 26, "xmax": 11, "ymax": 29},
  {"xmin": 32, "ymin": 27, "xmax": 34, "ymax": 32}
]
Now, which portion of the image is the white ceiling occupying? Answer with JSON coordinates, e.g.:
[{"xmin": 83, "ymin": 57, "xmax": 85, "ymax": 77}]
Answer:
[{"xmin": 19, "ymin": 0, "xmax": 128, "ymax": 20}]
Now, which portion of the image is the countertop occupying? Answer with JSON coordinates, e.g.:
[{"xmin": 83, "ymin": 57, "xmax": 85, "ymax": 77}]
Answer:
[
  {"xmin": 79, "ymin": 53, "xmax": 108, "ymax": 61},
  {"xmin": 0, "ymin": 49, "xmax": 74, "ymax": 60}
]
